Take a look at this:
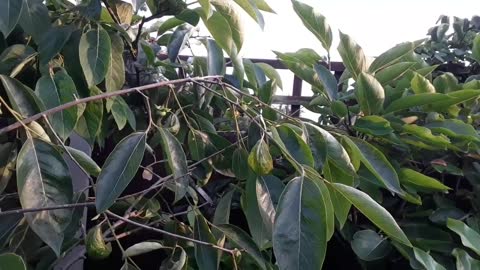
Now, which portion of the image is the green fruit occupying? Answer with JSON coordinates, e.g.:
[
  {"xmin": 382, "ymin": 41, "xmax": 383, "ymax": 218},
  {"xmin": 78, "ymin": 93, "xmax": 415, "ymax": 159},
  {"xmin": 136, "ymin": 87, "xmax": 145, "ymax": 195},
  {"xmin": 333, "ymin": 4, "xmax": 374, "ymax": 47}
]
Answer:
[
  {"xmin": 331, "ymin": 100, "xmax": 348, "ymax": 118},
  {"xmin": 86, "ymin": 226, "xmax": 112, "ymax": 260}
]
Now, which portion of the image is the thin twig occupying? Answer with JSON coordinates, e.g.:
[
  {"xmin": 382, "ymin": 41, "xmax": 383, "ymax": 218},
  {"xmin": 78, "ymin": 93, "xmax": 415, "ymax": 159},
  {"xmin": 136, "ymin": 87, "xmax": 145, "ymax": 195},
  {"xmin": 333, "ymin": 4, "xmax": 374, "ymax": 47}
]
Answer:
[
  {"xmin": 106, "ymin": 211, "xmax": 235, "ymax": 254},
  {"xmin": 0, "ymin": 76, "xmax": 221, "ymax": 135}
]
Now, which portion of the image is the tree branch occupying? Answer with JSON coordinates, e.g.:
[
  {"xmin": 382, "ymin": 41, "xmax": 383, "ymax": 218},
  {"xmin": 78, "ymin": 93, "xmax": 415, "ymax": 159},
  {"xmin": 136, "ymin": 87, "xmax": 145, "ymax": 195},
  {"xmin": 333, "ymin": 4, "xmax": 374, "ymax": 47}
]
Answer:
[
  {"xmin": 0, "ymin": 76, "xmax": 222, "ymax": 135},
  {"xmin": 106, "ymin": 210, "xmax": 235, "ymax": 254}
]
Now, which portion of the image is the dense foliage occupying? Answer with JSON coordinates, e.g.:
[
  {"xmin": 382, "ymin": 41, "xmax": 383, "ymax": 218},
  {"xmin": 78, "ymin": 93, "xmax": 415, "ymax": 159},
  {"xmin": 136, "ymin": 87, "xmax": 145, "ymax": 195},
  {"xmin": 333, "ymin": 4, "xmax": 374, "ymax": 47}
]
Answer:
[{"xmin": 2, "ymin": 0, "xmax": 480, "ymax": 269}]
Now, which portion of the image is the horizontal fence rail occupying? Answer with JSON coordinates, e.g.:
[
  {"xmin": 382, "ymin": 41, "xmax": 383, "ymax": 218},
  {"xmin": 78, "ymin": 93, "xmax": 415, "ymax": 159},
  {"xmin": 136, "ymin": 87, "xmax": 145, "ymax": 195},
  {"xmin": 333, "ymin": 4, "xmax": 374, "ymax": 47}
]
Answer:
[{"xmin": 158, "ymin": 54, "xmax": 346, "ymax": 116}]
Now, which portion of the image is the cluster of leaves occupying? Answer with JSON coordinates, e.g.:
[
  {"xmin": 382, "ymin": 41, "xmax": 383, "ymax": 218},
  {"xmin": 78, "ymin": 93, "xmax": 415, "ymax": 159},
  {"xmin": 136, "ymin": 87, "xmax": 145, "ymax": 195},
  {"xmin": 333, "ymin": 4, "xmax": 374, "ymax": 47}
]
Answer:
[{"xmin": 2, "ymin": 1, "xmax": 480, "ymax": 270}]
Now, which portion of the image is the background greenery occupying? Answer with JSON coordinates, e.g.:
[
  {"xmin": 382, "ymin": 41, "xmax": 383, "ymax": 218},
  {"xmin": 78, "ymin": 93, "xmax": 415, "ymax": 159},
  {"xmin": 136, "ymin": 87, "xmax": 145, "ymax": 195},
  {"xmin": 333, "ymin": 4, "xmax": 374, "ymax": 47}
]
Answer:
[{"xmin": 1, "ymin": 0, "xmax": 480, "ymax": 269}]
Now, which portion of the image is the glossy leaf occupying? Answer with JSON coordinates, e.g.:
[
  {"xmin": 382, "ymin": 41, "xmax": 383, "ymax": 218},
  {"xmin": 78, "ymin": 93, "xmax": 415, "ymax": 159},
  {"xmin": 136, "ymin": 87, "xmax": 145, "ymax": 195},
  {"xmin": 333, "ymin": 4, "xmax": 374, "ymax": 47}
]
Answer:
[
  {"xmin": 354, "ymin": 115, "xmax": 393, "ymax": 136},
  {"xmin": 274, "ymin": 49, "xmax": 323, "ymax": 90},
  {"xmin": 447, "ymin": 218, "xmax": 480, "ymax": 256},
  {"xmin": 338, "ymin": 31, "xmax": 367, "ymax": 79},
  {"xmin": 273, "ymin": 125, "xmax": 314, "ymax": 167},
  {"xmin": 0, "ymin": 75, "xmax": 44, "ymax": 117},
  {"xmin": 217, "ymin": 224, "xmax": 266, "ymax": 269},
  {"xmin": 233, "ymin": 0, "xmax": 264, "ymax": 29},
  {"xmin": 201, "ymin": 10, "xmax": 234, "ymax": 55},
  {"xmin": 243, "ymin": 173, "xmax": 270, "ymax": 248},
  {"xmin": 314, "ymin": 64, "xmax": 338, "ymax": 100},
  {"xmin": 292, "ymin": 0, "xmax": 332, "ymax": 52},
  {"xmin": 64, "ymin": 146, "xmax": 101, "ymax": 177},
  {"xmin": 375, "ymin": 62, "xmax": 416, "ymax": 85},
  {"xmin": 426, "ymin": 119, "xmax": 480, "ymax": 142},
  {"xmin": 273, "ymin": 176, "xmax": 330, "ymax": 270},
  {"xmin": 19, "ymin": 0, "xmax": 50, "ymax": 43},
  {"xmin": 160, "ymin": 247, "xmax": 187, "ymax": 270},
  {"xmin": 384, "ymin": 93, "xmax": 451, "ymax": 114},
  {"xmin": 38, "ymin": 25, "xmax": 73, "ymax": 65},
  {"xmin": 194, "ymin": 214, "xmax": 218, "ymax": 270},
  {"xmin": 398, "ymin": 168, "xmax": 450, "ymax": 192},
  {"xmin": 256, "ymin": 175, "xmax": 285, "ymax": 237},
  {"xmin": 79, "ymin": 27, "xmax": 112, "ymax": 87},
  {"xmin": 452, "ymin": 248, "xmax": 480, "ymax": 270},
  {"xmin": 0, "ymin": 45, "xmax": 36, "ymax": 75},
  {"xmin": 369, "ymin": 42, "xmax": 419, "ymax": 72},
  {"xmin": 75, "ymin": 86, "xmax": 103, "ymax": 145},
  {"xmin": 351, "ymin": 230, "xmax": 392, "ymax": 261},
  {"xmin": 17, "ymin": 138, "xmax": 73, "ymax": 256},
  {"xmin": 124, "ymin": 242, "xmax": 165, "ymax": 257},
  {"xmin": 158, "ymin": 128, "xmax": 189, "ymax": 202},
  {"xmin": 0, "ymin": 0, "xmax": 23, "ymax": 37},
  {"xmin": 248, "ymin": 139, "xmax": 273, "ymax": 175},
  {"xmin": 472, "ymin": 34, "xmax": 480, "ymax": 63},
  {"xmin": 411, "ymin": 73, "xmax": 436, "ymax": 94},
  {"xmin": 256, "ymin": 62, "xmax": 283, "ymax": 89},
  {"xmin": 107, "ymin": 96, "xmax": 136, "ymax": 130},
  {"xmin": 232, "ymin": 148, "xmax": 249, "ymax": 180},
  {"xmin": 0, "ymin": 253, "xmax": 26, "ymax": 270},
  {"xmin": 35, "ymin": 68, "xmax": 79, "ymax": 140},
  {"xmin": 207, "ymin": 39, "xmax": 225, "ymax": 75},
  {"xmin": 356, "ymin": 72, "xmax": 385, "ymax": 115},
  {"xmin": 346, "ymin": 137, "xmax": 403, "ymax": 195},
  {"xmin": 105, "ymin": 33, "xmax": 125, "ymax": 92},
  {"xmin": 96, "ymin": 132, "xmax": 146, "ymax": 213},
  {"xmin": 211, "ymin": 0, "xmax": 244, "ymax": 51},
  {"xmin": 413, "ymin": 247, "xmax": 446, "ymax": 270},
  {"xmin": 168, "ymin": 25, "xmax": 192, "ymax": 62},
  {"xmin": 331, "ymin": 183, "xmax": 411, "ymax": 246}
]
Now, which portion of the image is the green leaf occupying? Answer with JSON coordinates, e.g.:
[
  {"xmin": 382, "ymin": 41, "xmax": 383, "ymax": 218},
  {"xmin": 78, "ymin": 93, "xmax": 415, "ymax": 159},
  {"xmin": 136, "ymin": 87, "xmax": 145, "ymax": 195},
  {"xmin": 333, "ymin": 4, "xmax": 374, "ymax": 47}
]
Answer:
[
  {"xmin": 86, "ymin": 226, "xmax": 112, "ymax": 259},
  {"xmin": 217, "ymin": 224, "xmax": 266, "ymax": 269},
  {"xmin": 198, "ymin": 0, "xmax": 211, "ymax": 17},
  {"xmin": 273, "ymin": 125, "xmax": 314, "ymax": 167},
  {"xmin": 351, "ymin": 230, "xmax": 392, "ymax": 261},
  {"xmin": 157, "ymin": 18, "xmax": 183, "ymax": 36},
  {"xmin": 168, "ymin": 25, "xmax": 192, "ymax": 62},
  {"xmin": 96, "ymin": 132, "xmax": 146, "ymax": 213},
  {"xmin": 413, "ymin": 247, "xmax": 446, "ymax": 270},
  {"xmin": 472, "ymin": 34, "xmax": 480, "ymax": 64},
  {"xmin": 194, "ymin": 214, "xmax": 219, "ymax": 270},
  {"xmin": 354, "ymin": 115, "xmax": 393, "ymax": 136},
  {"xmin": 430, "ymin": 89, "xmax": 480, "ymax": 111},
  {"xmin": 0, "ymin": 214, "xmax": 21, "ymax": 248},
  {"xmin": 75, "ymin": 87, "xmax": 103, "ymax": 145},
  {"xmin": 211, "ymin": 0, "xmax": 244, "ymax": 51},
  {"xmin": 105, "ymin": 33, "xmax": 125, "ymax": 92},
  {"xmin": 375, "ymin": 62, "xmax": 416, "ymax": 86},
  {"xmin": 251, "ymin": 0, "xmax": 275, "ymax": 13},
  {"xmin": 323, "ymin": 162, "xmax": 353, "ymax": 228},
  {"xmin": 107, "ymin": 96, "xmax": 136, "ymax": 130},
  {"xmin": 369, "ymin": 42, "xmax": 418, "ymax": 73},
  {"xmin": 213, "ymin": 190, "xmax": 234, "ymax": 227},
  {"xmin": 273, "ymin": 176, "xmax": 330, "ymax": 270},
  {"xmin": 201, "ymin": 10, "xmax": 234, "ymax": 55},
  {"xmin": 206, "ymin": 39, "xmax": 225, "ymax": 75},
  {"xmin": 79, "ymin": 27, "xmax": 112, "ymax": 87},
  {"xmin": 452, "ymin": 248, "xmax": 480, "ymax": 270},
  {"xmin": 64, "ymin": 146, "xmax": 101, "ymax": 177},
  {"xmin": 243, "ymin": 173, "xmax": 270, "ymax": 249},
  {"xmin": 233, "ymin": 0, "xmax": 264, "ymax": 28},
  {"xmin": 248, "ymin": 139, "xmax": 273, "ymax": 175},
  {"xmin": 232, "ymin": 148, "xmax": 249, "ymax": 180},
  {"xmin": 188, "ymin": 130, "xmax": 208, "ymax": 161},
  {"xmin": 331, "ymin": 183, "xmax": 411, "ymax": 246},
  {"xmin": 411, "ymin": 73, "xmax": 436, "ymax": 94},
  {"xmin": 17, "ymin": 138, "xmax": 73, "ymax": 256},
  {"xmin": 256, "ymin": 175, "xmax": 285, "ymax": 238},
  {"xmin": 19, "ymin": 0, "xmax": 50, "ymax": 43},
  {"xmin": 160, "ymin": 247, "xmax": 187, "ymax": 270},
  {"xmin": 346, "ymin": 137, "xmax": 403, "ymax": 194},
  {"xmin": 0, "ymin": 253, "xmax": 26, "ymax": 270},
  {"xmin": 38, "ymin": 25, "xmax": 73, "ymax": 65},
  {"xmin": 402, "ymin": 124, "xmax": 450, "ymax": 148},
  {"xmin": 398, "ymin": 168, "xmax": 450, "ymax": 192},
  {"xmin": 274, "ymin": 49, "xmax": 323, "ymax": 90},
  {"xmin": 35, "ymin": 68, "xmax": 79, "ymax": 140},
  {"xmin": 158, "ymin": 128, "xmax": 189, "ymax": 202},
  {"xmin": 447, "ymin": 218, "xmax": 480, "ymax": 256},
  {"xmin": 303, "ymin": 123, "xmax": 355, "ymax": 173},
  {"xmin": 338, "ymin": 31, "xmax": 367, "ymax": 79},
  {"xmin": 111, "ymin": 0, "xmax": 133, "ymax": 24},
  {"xmin": 124, "ymin": 242, "xmax": 165, "ymax": 257},
  {"xmin": 0, "ymin": 44, "xmax": 36, "ymax": 75},
  {"xmin": 433, "ymin": 72, "xmax": 459, "ymax": 93},
  {"xmin": 0, "ymin": 143, "xmax": 17, "ymax": 194},
  {"xmin": 426, "ymin": 119, "xmax": 480, "ymax": 142},
  {"xmin": 291, "ymin": 0, "xmax": 332, "ymax": 52},
  {"xmin": 356, "ymin": 72, "xmax": 385, "ymax": 115},
  {"xmin": 383, "ymin": 93, "xmax": 451, "ymax": 114},
  {"xmin": 0, "ymin": 0, "xmax": 23, "ymax": 37},
  {"xmin": 314, "ymin": 64, "xmax": 338, "ymax": 100},
  {"xmin": 0, "ymin": 74, "xmax": 44, "ymax": 117},
  {"xmin": 256, "ymin": 63, "xmax": 283, "ymax": 89}
]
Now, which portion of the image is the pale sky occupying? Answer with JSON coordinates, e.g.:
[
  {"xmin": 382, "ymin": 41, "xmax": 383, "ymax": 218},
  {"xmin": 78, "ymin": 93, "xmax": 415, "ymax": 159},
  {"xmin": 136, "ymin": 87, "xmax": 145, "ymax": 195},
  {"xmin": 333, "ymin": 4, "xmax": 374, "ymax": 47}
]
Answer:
[{"xmin": 240, "ymin": 0, "xmax": 478, "ymax": 59}]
